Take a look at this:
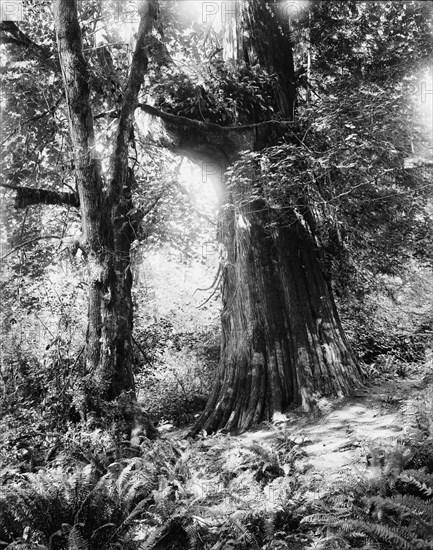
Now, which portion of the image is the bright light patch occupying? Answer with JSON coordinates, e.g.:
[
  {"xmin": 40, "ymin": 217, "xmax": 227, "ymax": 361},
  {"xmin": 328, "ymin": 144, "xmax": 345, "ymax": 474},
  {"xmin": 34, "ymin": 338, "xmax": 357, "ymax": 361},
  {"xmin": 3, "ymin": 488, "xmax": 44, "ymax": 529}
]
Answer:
[
  {"xmin": 277, "ymin": 0, "xmax": 310, "ymax": 20},
  {"xmin": 236, "ymin": 213, "xmax": 249, "ymax": 230},
  {"xmin": 408, "ymin": 67, "xmax": 433, "ymax": 158},
  {"xmin": 178, "ymin": 159, "xmax": 219, "ymax": 214},
  {"xmin": 179, "ymin": 1, "xmax": 226, "ymax": 31}
]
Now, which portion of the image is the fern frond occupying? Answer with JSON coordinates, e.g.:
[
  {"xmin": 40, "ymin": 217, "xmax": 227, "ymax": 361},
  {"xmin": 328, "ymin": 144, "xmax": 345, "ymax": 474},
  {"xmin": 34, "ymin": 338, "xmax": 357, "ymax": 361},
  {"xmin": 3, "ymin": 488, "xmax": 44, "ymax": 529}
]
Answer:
[
  {"xmin": 332, "ymin": 518, "xmax": 416, "ymax": 550},
  {"xmin": 184, "ymin": 520, "xmax": 202, "ymax": 550},
  {"xmin": 89, "ymin": 522, "xmax": 116, "ymax": 540},
  {"xmin": 116, "ymin": 458, "xmax": 142, "ymax": 493},
  {"xmin": 68, "ymin": 523, "xmax": 88, "ymax": 550},
  {"xmin": 400, "ymin": 470, "xmax": 433, "ymax": 487},
  {"xmin": 300, "ymin": 514, "xmax": 340, "ymax": 526},
  {"xmin": 246, "ymin": 443, "xmax": 278, "ymax": 465},
  {"xmin": 398, "ymin": 474, "xmax": 433, "ymax": 500},
  {"xmin": 227, "ymin": 515, "xmax": 260, "ymax": 548},
  {"xmin": 393, "ymin": 494, "xmax": 433, "ymax": 519}
]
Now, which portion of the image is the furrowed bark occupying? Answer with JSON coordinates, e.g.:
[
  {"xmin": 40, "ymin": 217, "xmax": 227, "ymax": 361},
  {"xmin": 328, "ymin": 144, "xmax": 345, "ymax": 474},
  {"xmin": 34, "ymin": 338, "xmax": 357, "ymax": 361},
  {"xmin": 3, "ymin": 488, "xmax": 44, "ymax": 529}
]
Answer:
[{"xmin": 191, "ymin": 191, "xmax": 363, "ymax": 434}]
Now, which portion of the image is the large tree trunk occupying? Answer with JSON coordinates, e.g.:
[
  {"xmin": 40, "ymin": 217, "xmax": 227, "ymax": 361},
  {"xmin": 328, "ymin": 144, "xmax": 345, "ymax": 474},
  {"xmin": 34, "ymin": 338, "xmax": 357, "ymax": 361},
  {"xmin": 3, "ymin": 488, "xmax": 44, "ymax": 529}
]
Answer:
[
  {"xmin": 135, "ymin": 0, "xmax": 363, "ymax": 435},
  {"xmin": 192, "ymin": 190, "xmax": 363, "ymax": 433},
  {"xmin": 189, "ymin": 0, "xmax": 363, "ymax": 434}
]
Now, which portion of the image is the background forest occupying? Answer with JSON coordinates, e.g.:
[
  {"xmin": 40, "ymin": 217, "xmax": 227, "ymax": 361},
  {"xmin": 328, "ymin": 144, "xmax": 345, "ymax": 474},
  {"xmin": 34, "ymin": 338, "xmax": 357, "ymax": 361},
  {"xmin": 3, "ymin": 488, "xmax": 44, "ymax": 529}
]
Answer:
[{"xmin": 1, "ymin": 1, "xmax": 433, "ymax": 548}]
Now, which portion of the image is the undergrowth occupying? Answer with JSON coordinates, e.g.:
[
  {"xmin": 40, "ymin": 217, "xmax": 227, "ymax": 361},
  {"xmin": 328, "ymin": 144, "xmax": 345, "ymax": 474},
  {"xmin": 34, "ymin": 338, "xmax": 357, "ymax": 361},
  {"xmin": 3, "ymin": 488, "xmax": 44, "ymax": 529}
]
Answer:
[
  {"xmin": 1, "ymin": 335, "xmax": 432, "ymax": 549},
  {"xmin": 300, "ymin": 387, "xmax": 433, "ymax": 550}
]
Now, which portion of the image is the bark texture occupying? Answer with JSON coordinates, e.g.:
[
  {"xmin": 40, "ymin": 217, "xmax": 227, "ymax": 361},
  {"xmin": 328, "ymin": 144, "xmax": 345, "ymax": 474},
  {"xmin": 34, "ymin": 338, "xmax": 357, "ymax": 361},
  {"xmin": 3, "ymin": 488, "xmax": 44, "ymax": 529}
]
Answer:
[
  {"xmin": 193, "ymin": 194, "xmax": 363, "ymax": 433},
  {"xmin": 0, "ymin": 183, "xmax": 79, "ymax": 208},
  {"xmin": 135, "ymin": 1, "xmax": 364, "ymax": 431}
]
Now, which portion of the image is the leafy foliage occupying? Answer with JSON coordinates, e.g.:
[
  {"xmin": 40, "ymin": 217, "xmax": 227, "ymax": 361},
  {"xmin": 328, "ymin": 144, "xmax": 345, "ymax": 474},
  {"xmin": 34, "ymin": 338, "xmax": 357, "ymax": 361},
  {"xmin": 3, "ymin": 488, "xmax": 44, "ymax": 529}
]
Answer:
[
  {"xmin": 0, "ymin": 457, "xmax": 158, "ymax": 549},
  {"xmin": 150, "ymin": 60, "xmax": 279, "ymax": 124}
]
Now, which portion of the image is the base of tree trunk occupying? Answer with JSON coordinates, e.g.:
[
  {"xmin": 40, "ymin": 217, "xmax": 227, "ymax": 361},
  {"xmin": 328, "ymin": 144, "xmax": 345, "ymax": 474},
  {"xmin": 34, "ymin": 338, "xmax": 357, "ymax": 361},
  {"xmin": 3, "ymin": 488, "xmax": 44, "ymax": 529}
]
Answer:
[{"xmin": 189, "ymin": 201, "xmax": 364, "ymax": 436}]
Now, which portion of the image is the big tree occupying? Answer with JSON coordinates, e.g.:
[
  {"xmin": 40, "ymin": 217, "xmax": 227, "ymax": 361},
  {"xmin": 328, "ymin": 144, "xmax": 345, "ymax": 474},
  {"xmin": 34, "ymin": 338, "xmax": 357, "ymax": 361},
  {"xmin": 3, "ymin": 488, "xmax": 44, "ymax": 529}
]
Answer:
[
  {"xmin": 137, "ymin": 0, "xmax": 432, "ymax": 434},
  {"xmin": 136, "ymin": 0, "xmax": 363, "ymax": 434},
  {"xmin": 191, "ymin": 1, "xmax": 363, "ymax": 433}
]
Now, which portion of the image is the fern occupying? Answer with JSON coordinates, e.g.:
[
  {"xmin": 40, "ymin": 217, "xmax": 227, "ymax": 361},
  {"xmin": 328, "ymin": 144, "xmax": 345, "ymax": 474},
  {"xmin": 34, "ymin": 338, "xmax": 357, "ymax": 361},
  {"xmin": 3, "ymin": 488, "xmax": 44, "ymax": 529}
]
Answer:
[
  {"xmin": 0, "ymin": 458, "xmax": 162, "ymax": 550},
  {"xmin": 398, "ymin": 473, "xmax": 433, "ymax": 500},
  {"xmin": 338, "ymin": 519, "xmax": 416, "ymax": 550},
  {"xmin": 227, "ymin": 515, "xmax": 260, "ymax": 549},
  {"xmin": 393, "ymin": 493, "xmax": 433, "ymax": 518},
  {"xmin": 69, "ymin": 523, "xmax": 89, "ymax": 550},
  {"xmin": 301, "ymin": 469, "xmax": 433, "ymax": 550}
]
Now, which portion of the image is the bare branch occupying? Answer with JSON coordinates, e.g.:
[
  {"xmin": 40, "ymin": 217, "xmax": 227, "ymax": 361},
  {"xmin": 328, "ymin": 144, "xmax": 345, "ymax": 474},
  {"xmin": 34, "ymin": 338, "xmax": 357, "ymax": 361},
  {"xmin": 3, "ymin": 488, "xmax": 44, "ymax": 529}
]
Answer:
[
  {"xmin": 94, "ymin": 109, "xmax": 119, "ymax": 120},
  {"xmin": 194, "ymin": 263, "xmax": 222, "ymax": 295},
  {"xmin": 1, "ymin": 235, "xmax": 63, "ymax": 261}
]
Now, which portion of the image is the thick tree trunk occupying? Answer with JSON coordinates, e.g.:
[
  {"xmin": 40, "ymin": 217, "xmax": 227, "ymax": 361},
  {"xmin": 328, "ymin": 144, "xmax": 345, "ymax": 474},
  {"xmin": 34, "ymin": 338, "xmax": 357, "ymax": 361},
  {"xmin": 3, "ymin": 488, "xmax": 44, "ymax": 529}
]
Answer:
[
  {"xmin": 188, "ymin": 0, "xmax": 363, "ymax": 434},
  {"xmin": 192, "ymin": 188, "xmax": 363, "ymax": 433}
]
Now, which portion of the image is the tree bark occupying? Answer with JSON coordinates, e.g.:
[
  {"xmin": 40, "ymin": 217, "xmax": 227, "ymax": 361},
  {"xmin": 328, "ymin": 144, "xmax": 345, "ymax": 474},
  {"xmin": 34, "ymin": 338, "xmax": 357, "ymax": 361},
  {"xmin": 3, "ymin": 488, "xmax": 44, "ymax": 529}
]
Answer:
[
  {"xmin": 192, "ymin": 191, "xmax": 363, "ymax": 433},
  {"xmin": 135, "ymin": 0, "xmax": 364, "ymax": 435},
  {"xmin": 53, "ymin": 0, "xmax": 157, "ymax": 437},
  {"xmin": 0, "ymin": 183, "xmax": 79, "ymax": 208}
]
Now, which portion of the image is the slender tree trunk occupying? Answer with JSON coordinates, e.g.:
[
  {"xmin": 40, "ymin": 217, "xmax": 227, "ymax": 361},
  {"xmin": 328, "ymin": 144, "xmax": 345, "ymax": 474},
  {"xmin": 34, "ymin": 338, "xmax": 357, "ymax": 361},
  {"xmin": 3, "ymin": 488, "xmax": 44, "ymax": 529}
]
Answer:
[{"xmin": 54, "ymin": 0, "xmax": 157, "ymax": 436}]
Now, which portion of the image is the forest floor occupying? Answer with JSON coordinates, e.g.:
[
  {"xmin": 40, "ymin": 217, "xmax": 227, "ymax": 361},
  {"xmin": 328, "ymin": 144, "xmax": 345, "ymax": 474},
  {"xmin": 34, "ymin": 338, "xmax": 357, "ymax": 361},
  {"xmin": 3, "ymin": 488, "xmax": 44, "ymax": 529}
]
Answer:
[
  {"xmin": 159, "ymin": 360, "xmax": 433, "ymax": 548},
  {"xmin": 244, "ymin": 367, "xmax": 430, "ymax": 487},
  {"xmin": 1, "ymin": 361, "xmax": 432, "ymax": 549},
  {"xmin": 169, "ymin": 361, "xmax": 431, "ymax": 479}
]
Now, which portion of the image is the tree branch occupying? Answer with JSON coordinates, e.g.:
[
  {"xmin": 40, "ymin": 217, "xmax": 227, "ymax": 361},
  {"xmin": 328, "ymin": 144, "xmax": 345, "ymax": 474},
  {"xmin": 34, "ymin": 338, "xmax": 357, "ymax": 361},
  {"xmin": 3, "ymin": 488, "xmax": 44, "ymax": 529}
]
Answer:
[
  {"xmin": 0, "ymin": 183, "xmax": 79, "ymax": 208},
  {"xmin": 135, "ymin": 102, "xmax": 295, "ymax": 167},
  {"xmin": 136, "ymin": 102, "xmax": 294, "ymax": 134},
  {"xmin": 1, "ymin": 235, "xmax": 63, "ymax": 261},
  {"xmin": 109, "ymin": 0, "xmax": 157, "ymax": 203},
  {"xmin": 94, "ymin": 109, "xmax": 119, "ymax": 120}
]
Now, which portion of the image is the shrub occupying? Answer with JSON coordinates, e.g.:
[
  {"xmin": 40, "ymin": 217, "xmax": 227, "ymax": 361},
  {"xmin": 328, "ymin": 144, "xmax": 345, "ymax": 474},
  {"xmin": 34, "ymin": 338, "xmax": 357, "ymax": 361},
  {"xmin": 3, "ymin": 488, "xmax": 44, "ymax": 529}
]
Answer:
[{"xmin": 0, "ymin": 458, "xmax": 159, "ymax": 549}]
